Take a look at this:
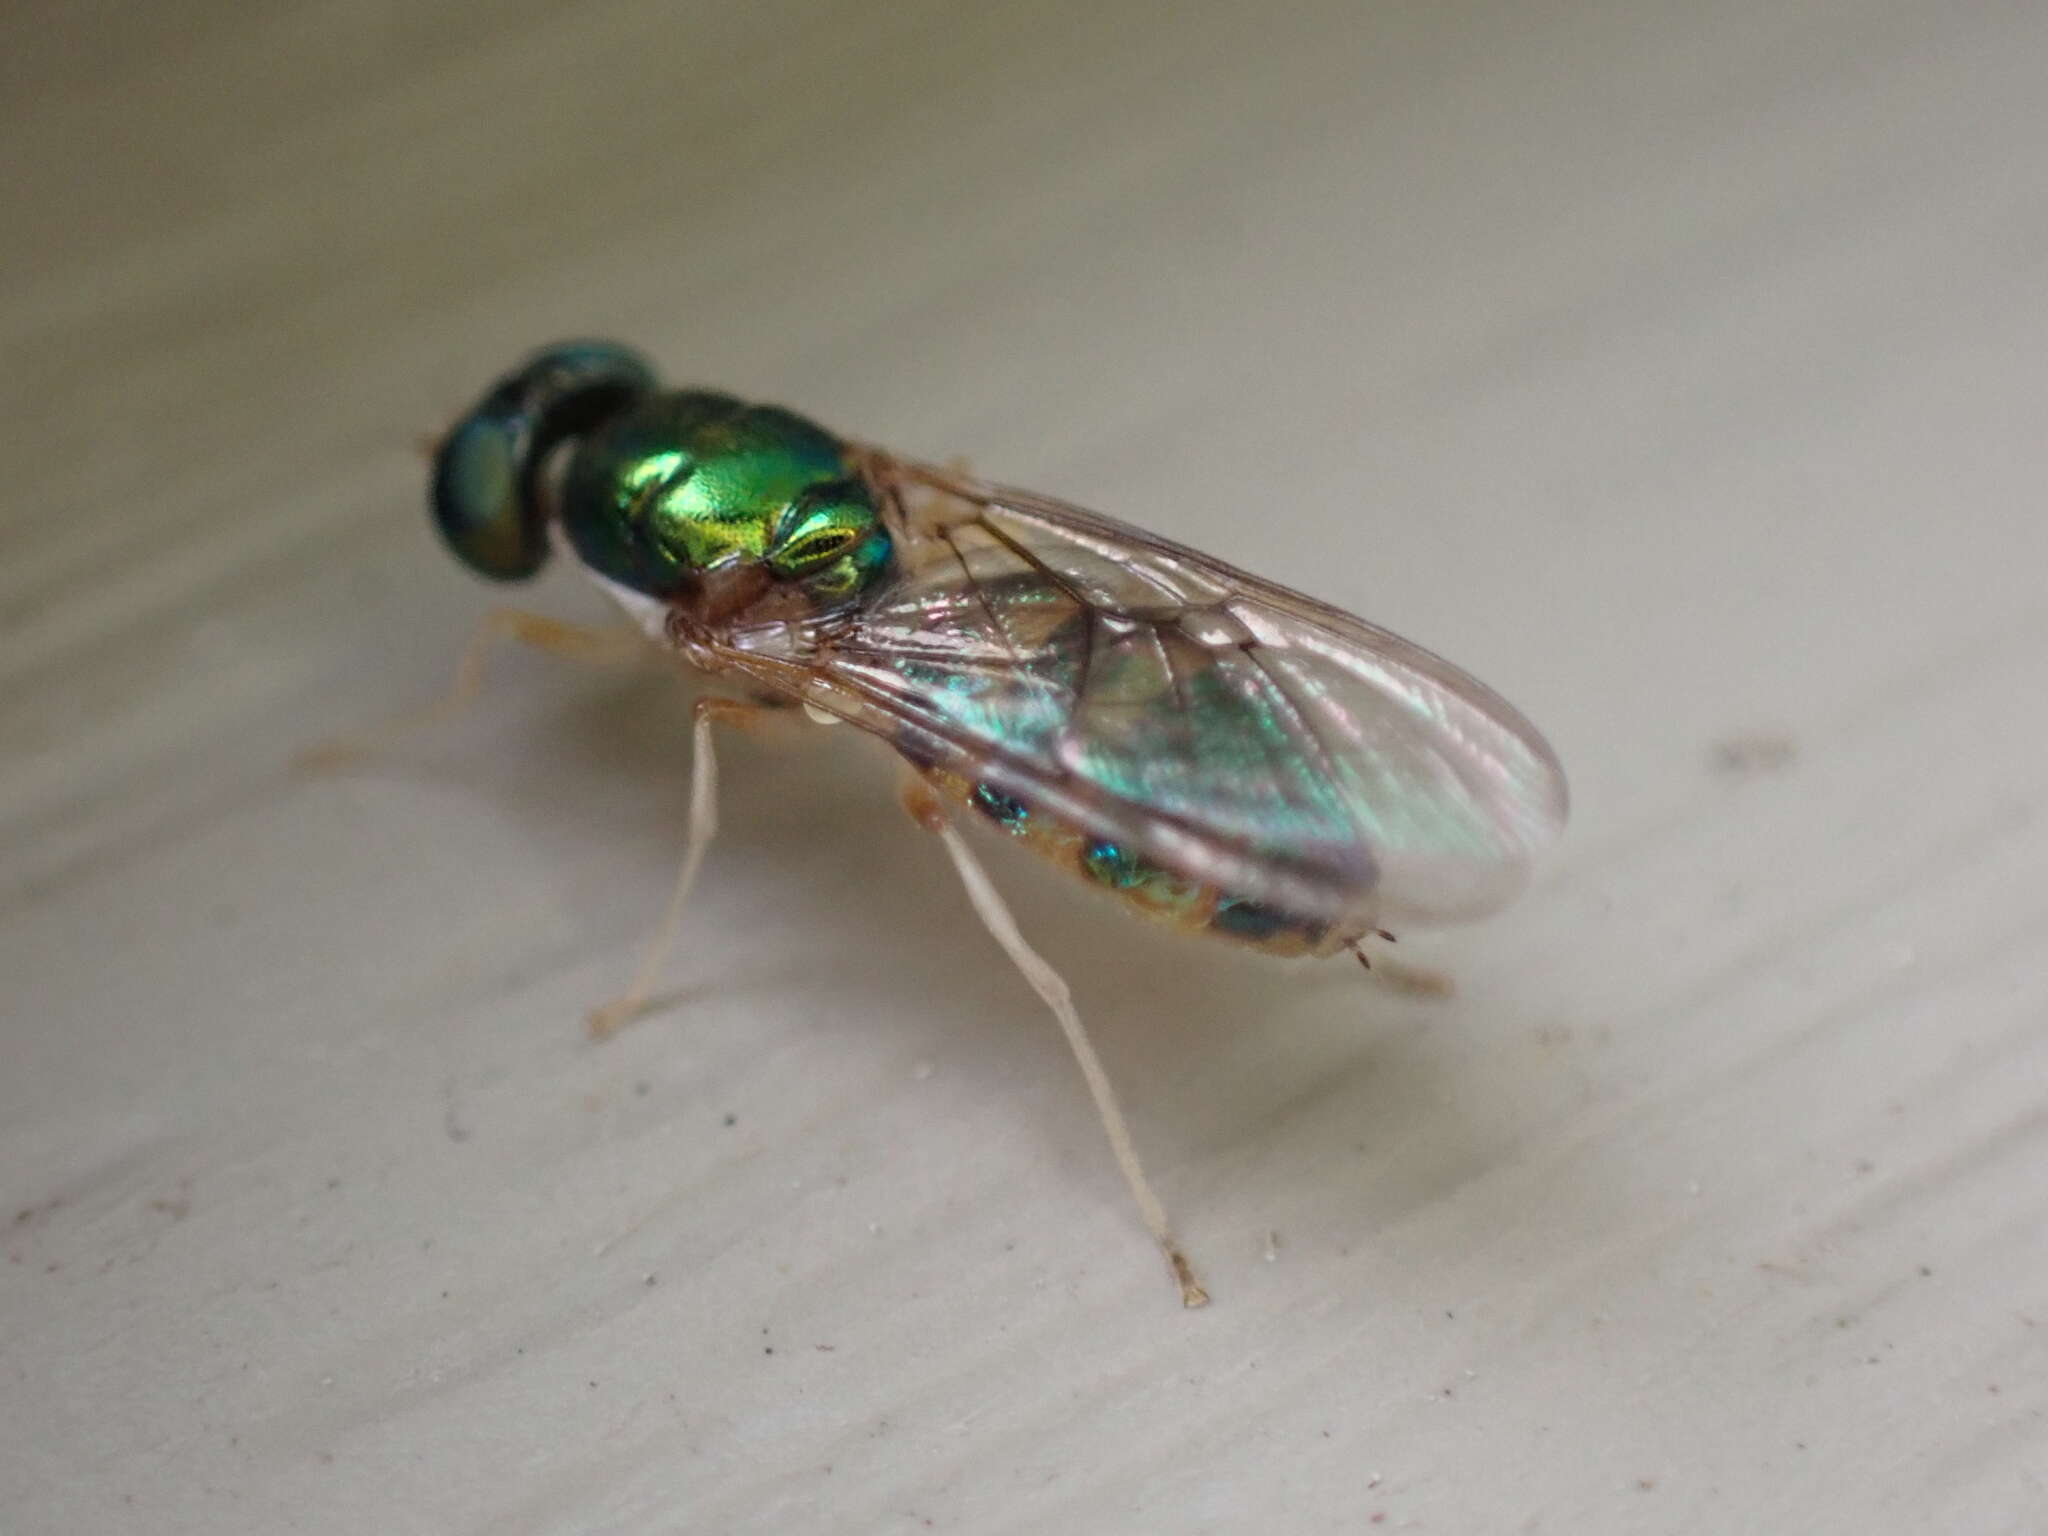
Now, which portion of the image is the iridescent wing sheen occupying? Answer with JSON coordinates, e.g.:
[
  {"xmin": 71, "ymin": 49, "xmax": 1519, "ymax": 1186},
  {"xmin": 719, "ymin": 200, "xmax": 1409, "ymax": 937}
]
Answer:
[{"xmin": 768, "ymin": 458, "xmax": 1566, "ymax": 932}]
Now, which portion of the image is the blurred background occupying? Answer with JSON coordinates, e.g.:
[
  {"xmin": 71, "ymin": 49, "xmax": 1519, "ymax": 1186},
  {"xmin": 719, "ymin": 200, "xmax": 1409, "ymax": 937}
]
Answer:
[{"xmin": 5, "ymin": 2, "xmax": 2046, "ymax": 1531}]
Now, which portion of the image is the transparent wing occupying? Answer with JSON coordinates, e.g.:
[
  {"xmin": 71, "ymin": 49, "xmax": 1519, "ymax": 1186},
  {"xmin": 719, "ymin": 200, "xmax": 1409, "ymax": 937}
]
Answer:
[{"xmin": 787, "ymin": 458, "xmax": 1569, "ymax": 930}]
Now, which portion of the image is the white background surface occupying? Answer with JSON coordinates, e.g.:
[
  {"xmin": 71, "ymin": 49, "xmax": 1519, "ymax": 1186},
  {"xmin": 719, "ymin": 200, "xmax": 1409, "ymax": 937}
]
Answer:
[{"xmin": 5, "ymin": 3, "xmax": 2046, "ymax": 1531}]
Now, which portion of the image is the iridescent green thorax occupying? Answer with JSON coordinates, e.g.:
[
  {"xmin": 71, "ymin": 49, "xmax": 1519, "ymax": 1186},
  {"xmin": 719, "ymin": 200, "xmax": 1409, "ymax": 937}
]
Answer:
[{"xmin": 559, "ymin": 391, "xmax": 893, "ymax": 608}]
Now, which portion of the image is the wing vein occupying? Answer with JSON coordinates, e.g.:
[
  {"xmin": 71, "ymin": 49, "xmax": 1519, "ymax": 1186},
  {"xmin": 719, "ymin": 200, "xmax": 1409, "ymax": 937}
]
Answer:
[
  {"xmin": 939, "ymin": 525, "xmax": 1019, "ymax": 666},
  {"xmin": 789, "ymin": 457, "xmax": 1567, "ymax": 927}
]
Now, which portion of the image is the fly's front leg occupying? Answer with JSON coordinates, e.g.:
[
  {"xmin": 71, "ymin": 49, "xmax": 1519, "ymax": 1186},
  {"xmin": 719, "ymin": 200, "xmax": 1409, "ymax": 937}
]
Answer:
[
  {"xmin": 586, "ymin": 697, "xmax": 768, "ymax": 1040},
  {"xmin": 298, "ymin": 608, "xmax": 653, "ymax": 774},
  {"xmin": 445, "ymin": 609, "xmax": 655, "ymax": 706}
]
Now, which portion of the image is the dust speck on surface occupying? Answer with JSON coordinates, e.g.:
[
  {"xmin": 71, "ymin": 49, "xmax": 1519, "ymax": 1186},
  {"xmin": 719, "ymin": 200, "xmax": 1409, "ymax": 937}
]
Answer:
[
  {"xmin": 1710, "ymin": 731, "xmax": 1797, "ymax": 775},
  {"xmin": 14, "ymin": 1196, "xmax": 64, "ymax": 1228}
]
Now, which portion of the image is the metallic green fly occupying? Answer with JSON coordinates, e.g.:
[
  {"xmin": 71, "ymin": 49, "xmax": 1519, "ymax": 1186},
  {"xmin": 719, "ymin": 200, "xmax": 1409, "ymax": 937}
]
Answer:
[{"xmin": 416, "ymin": 340, "xmax": 1568, "ymax": 1305}]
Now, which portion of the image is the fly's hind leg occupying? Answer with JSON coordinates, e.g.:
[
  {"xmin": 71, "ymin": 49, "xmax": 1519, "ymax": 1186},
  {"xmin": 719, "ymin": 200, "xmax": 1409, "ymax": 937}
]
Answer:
[
  {"xmin": 898, "ymin": 773, "xmax": 1209, "ymax": 1309},
  {"xmin": 297, "ymin": 608, "xmax": 653, "ymax": 773},
  {"xmin": 1347, "ymin": 930, "xmax": 1456, "ymax": 998},
  {"xmin": 587, "ymin": 697, "xmax": 766, "ymax": 1040}
]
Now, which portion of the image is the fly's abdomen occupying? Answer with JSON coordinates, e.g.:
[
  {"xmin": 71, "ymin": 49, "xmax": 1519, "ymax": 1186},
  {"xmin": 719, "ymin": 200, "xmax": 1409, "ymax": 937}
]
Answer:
[{"xmin": 931, "ymin": 770, "xmax": 1340, "ymax": 958}]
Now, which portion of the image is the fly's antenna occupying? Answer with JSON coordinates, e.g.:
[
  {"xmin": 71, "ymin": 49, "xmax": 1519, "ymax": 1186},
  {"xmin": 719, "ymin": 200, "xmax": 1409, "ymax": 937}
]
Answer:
[{"xmin": 430, "ymin": 341, "xmax": 659, "ymax": 581}]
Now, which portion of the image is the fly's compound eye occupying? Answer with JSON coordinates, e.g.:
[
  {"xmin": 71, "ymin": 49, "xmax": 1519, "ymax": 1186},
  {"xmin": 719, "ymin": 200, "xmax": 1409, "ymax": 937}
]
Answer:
[{"xmin": 430, "ymin": 341, "xmax": 659, "ymax": 581}]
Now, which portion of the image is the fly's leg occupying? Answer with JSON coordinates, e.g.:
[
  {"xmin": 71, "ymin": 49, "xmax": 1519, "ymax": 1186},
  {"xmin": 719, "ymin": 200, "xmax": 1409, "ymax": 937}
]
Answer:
[
  {"xmin": 445, "ymin": 609, "xmax": 654, "ymax": 707},
  {"xmin": 1348, "ymin": 931, "xmax": 1455, "ymax": 998},
  {"xmin": 899, "ymin": 774, "xmax": 1209, "ymax": 1309},
  {"xmin": 297, "ymin": 608, "xmax": 652, "ymax": 773},
  {"xmin": 587, "ymin": 697, "xmax": 763, "ymax": 1040}
]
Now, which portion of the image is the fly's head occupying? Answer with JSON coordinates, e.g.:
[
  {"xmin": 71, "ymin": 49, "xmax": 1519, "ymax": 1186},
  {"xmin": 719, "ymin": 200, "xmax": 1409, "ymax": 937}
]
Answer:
[{"xmin": 428, "ymin": 342, "xmax": 893, "ymax": 628}]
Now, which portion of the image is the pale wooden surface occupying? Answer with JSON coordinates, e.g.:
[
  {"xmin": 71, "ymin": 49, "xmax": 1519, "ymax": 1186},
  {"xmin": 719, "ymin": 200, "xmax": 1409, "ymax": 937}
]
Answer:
[{"xmin": 5, "ymin": 3, "xmax": 2047, "ymax": 1532}]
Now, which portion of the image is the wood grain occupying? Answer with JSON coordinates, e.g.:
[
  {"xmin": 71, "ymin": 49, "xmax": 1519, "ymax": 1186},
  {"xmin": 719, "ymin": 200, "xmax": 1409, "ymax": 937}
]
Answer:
[{"xmin": 5, "ymin": 3, "xmax": 2045, "ymax": 1530}]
